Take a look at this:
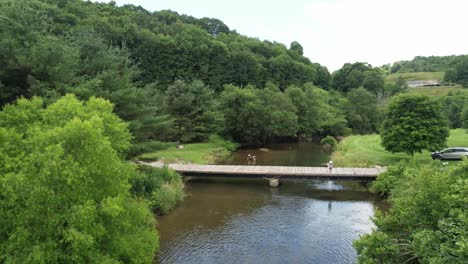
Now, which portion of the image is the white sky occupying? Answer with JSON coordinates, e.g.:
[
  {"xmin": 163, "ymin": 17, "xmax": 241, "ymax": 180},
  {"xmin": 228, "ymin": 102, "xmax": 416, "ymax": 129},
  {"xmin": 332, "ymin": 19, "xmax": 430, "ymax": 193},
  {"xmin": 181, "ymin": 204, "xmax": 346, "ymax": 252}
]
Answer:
[{"xmin": 98, "ymin": 0, "xmax": 468, "ymax": 71}]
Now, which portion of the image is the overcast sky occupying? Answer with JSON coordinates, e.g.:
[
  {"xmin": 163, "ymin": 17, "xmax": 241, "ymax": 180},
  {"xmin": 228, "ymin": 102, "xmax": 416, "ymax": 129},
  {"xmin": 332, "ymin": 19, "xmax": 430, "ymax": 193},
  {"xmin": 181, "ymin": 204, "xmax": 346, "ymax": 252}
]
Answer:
[{"xmin": 99, "ymin": 0, "xmax": 468, "ymax": 71}]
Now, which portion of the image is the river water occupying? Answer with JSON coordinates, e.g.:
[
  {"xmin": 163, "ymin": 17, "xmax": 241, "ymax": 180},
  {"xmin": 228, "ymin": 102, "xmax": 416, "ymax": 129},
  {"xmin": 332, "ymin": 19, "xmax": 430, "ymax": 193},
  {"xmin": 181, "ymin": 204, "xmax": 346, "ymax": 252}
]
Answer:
[{"xmin": 156, "ymin": 142, "xmax": 383, "ymax": 264}]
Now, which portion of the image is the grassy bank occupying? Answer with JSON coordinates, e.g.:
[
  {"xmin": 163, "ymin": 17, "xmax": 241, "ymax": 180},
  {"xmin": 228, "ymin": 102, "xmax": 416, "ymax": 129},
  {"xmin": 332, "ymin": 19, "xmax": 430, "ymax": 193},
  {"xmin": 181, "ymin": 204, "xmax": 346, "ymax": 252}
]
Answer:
[
  {"xmin": 332, "ymin": 129, "xmax": 467, "ymax": 167},
  {"xmin": 138, "ymin": 135, "xmax": 238, "ymax": 164}
]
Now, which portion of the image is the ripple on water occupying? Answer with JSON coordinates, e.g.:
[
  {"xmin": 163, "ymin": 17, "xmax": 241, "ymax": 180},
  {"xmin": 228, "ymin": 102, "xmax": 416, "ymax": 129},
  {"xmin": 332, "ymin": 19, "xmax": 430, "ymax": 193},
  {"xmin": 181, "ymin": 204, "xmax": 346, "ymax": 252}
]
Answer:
[{"xmin": 156, "ymin": 179, "xmax": 381, "ymax": 264}]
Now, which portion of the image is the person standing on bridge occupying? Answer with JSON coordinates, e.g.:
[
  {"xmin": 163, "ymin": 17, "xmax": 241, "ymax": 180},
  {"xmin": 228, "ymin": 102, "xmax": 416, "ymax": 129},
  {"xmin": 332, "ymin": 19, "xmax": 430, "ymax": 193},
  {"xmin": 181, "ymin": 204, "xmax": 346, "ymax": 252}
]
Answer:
[{"xmin": 327, "ymin": 160, "xmax": 333, "ymax": 172}]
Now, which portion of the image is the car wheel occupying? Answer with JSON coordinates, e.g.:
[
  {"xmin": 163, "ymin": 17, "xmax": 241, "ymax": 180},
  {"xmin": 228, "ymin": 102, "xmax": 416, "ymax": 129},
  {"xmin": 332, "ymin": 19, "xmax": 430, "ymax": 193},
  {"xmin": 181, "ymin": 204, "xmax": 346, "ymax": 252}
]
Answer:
[{"xmin": 433, "ymin": 155, "xmax": 442, "ymax": 160}]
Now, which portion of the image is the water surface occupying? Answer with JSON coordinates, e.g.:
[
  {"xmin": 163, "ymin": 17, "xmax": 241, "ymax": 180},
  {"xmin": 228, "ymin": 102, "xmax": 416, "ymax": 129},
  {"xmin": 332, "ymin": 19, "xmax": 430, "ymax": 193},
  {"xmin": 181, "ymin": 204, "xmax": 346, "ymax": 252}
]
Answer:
[
  {"xmin": 217, "ymin": 141, "xmax": 330, "ymax": 166},
  {"xmin": 156, "ymin": 178, "xmax": 383, "ymax": 264}
]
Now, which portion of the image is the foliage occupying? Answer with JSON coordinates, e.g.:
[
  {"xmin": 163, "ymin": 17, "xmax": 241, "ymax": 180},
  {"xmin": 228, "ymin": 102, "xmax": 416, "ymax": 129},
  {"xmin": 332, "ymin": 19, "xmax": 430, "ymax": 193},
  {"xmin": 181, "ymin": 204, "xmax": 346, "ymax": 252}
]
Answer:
[
  {"xmin": 127, "ymin": 141, "xmax": 175, "ymax": 158},
  {"xmin": 440, "ymin": 91, "xmax": 468, "ymax": 128},
  {"xmin": 165, "ymin": 80, "xmax": 223, "ymax": 142},
  {"xmin": 355, "ymin": 160, "xmax": 468, "ymax": 264},
  {"xmin": 130, "ymin": 166, "xmax": 184, "ymax": 215},
  {"xmin": 320, "ymin": 136, "xmax": 337, "ymax": 150},
  {"xmin": 345, "ymin": 87, "xmax": 380, "ymax": 134},
  {"xmin": 389, "ymin": 55, "xmax": 463, "ymax": 73},
  {"xmin": 381, "ymin": 94, "xmax": 449, "ymax": 155},
  {"xmin": 463, "ymin": 104, "xmax": 468, "ymax": 128},
  {"xmin": 331, "ymin": 62, "xmax": 384, "ymax": 94},
  {"xmin": 370, "ymin": 157, "xmax": 428, "ymax": 196},
  {"xmin": 446, "ymin": 55, "xmax": 468, "ymax": 87},
  {"xmin": 220, "ymin": 83, "xmax": 299, "ymax": 144},
  {"xmin": 285, "ymin": 84, "xmax": 322, "ymax": 136},
  {"xmin": 0, "ymin": 0, "xmax": 335, "ymax": 146},
  {"xmin": 0, "ymin": 95, "xmax": 158, "ymax": 263}
]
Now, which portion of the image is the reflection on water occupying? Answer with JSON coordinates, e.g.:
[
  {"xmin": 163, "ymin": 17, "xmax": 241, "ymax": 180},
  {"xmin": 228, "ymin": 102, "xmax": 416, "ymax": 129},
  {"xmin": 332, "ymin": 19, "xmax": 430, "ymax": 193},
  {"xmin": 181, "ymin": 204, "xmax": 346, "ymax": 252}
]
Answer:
[
  {"xmin": 156, "ymin": 178, "xmax": 385, "ymax": 264},
  {"xmin": 217, "ymin": 142, "xmax": 330, "ymax": 167}
]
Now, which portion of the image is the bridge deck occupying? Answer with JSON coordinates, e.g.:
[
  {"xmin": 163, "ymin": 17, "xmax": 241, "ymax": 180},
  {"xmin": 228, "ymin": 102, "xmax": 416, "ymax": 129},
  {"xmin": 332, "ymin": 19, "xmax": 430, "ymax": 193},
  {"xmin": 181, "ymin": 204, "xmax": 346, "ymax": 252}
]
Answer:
[{"xmin": 145, "ymin": 162, "xmax": 385, "ymax": 180}]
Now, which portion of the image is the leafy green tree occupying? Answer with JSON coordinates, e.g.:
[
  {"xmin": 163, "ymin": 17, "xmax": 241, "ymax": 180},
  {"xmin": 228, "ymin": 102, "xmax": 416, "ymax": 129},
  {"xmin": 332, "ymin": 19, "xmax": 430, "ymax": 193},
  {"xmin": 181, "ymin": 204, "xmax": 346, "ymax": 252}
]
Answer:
[
  {"xmin": 220, "ymin": 83, "xmax": 298, "ymax": 144},
  {"xmin": 381, "ymin": 94, "xmax": 449, "ymax": 155},
  {"xmin": 285, "ymin": 84, "xmax": 321, "ymax": 136},
  {"xmin": 331, "ymin": 62, "xmax": 372, "ymax": 93},
  {"xmin": 289, "ymin": 41, "xmax": 304, "ymax": 55},
  {"xmin": 0, "ymin": 95, "xmax": 158, "ymax": 263},
  {"xmin": 440, "ymin": 92, "xmax": 467, "ymax": 128},
  {"xmin": 166, "ymin": 80, "xmax": 223, "ymax": 142},
  {"xmin": 444, "ymin": 68, "xmax": 457, "ymax": 83},
  {"xmin": 345, "ymin": 87, "xmax": 380, "ymax": 134},
  {"xmin": 452, "ymin": 56, "xmax": 468, "ymax": 87},
  {"xmin": 362, "ymin": 69, "xmax": 384, "ymax": 94}
]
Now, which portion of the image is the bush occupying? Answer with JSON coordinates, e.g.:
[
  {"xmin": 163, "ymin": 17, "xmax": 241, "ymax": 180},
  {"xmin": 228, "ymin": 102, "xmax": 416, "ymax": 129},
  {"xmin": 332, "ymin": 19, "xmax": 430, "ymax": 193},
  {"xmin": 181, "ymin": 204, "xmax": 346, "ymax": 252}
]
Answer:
[
  {"xmin": 127, "ymin": 141, "xmax": 174, "ymax": 158},
  {"xmin": 355, "ymin": 160, "xmax": 468, "ymax": 263},
  {"xmin": 130, "ymin": 166, "xmax": 184, "ymax": 214},
  {"xmin": 370, "ymin": 157, "xmax": 441, "ymax": 196},
  {"xmin": 320, "ymin": 135, "xmax": 338, "ymax": 150}
]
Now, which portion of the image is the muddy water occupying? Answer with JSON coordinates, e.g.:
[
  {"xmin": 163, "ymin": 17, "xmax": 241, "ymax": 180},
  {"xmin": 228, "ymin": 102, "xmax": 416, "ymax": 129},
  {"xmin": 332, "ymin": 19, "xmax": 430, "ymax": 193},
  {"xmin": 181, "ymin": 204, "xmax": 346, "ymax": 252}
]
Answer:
[
  {"xmin": 156, "ymin": 177, "xmax": 384, "ymax": 264},
  {"xmin": 217, "ymin": 141, "xmax": 331, "ymax": 167}
]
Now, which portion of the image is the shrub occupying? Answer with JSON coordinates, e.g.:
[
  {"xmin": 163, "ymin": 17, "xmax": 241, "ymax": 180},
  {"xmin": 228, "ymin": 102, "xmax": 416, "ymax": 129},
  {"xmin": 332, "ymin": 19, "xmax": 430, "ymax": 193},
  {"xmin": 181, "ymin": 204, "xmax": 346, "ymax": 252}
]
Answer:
[
  {"xmin": 320, "ymin": 135, "xmax": 338, "ymax": 150},
  {"xmin": 130, "ymin": 166, "xmax": 184, "ymax": 214},
  {"xmin": 127, "ymin": 141, "xmax": 174, "ymax": 158}
]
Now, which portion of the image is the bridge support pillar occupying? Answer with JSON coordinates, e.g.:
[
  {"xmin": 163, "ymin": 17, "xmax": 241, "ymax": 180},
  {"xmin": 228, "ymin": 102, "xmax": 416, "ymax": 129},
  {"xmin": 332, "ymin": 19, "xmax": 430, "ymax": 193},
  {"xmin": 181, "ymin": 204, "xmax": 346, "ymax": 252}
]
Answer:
[{"xmin": 269, "ymin": 178, "xmax": 280, "ymax": 188}]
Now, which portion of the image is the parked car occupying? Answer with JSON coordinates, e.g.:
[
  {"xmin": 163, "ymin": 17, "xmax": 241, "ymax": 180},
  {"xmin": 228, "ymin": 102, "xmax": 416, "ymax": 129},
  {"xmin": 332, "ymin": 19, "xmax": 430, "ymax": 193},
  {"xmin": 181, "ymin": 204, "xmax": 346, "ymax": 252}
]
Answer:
[{"xmin": 431, "ymin": 147, "xmax": 468, "ymax": 160}]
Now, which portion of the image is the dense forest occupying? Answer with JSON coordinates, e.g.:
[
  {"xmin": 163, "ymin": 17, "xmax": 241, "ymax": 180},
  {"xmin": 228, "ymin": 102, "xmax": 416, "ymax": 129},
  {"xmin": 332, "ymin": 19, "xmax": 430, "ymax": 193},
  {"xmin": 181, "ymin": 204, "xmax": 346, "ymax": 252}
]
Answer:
[
  {"xmin": 1, "ymin": 0, "xmax": 466, "ymax": 153},
  {"xmin": 0, "ymin": 0, "xmax": 393, "ymax": 152}
]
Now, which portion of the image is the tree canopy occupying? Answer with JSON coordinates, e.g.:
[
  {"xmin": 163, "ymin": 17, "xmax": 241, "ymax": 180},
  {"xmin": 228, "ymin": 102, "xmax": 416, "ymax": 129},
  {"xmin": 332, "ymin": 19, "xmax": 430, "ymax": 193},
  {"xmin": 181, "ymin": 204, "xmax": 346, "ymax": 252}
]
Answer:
[
  {"xmin": 381, "ymin": 94, "xmax": 449, "ymax": 155},
  {"xmin": 0, "ymin": 95, "xmax": 158, "ymax": 263}
]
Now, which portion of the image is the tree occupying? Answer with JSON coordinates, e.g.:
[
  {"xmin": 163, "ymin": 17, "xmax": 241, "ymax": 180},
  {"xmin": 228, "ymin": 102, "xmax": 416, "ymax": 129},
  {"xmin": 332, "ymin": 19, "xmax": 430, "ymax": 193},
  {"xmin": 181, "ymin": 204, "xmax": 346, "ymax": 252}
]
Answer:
[
  {"xmin": 289, "ymin": 41, "xmax": 303, "ymax": 55},
  {"xmin": 166, "ymin": 80, "xmax": 223, "ymax": 142},
  {"xmin": 0, "ymin": 95, "xmax": 158, "ymax": 263},
  {"xmin": 331, "ymin": 62, "xmax": 372, "ymax": 93},
  {"xmin": 381, "ymin": 94, "xmax": 449, "ymax": 155},
  {"xmin": 362, "ymin": 69, "xmax": 384, "ymax": 94},
  {"xmin": 220, "ymin": 83, "xmax": 298, "ymax": 144},
  {"xmin": 345, "ymin": 87, "xmax": 380, "ymax": 134},
  {"xmin": 285, "ymin": 84, "xmax": 321, "ymax": 136}
]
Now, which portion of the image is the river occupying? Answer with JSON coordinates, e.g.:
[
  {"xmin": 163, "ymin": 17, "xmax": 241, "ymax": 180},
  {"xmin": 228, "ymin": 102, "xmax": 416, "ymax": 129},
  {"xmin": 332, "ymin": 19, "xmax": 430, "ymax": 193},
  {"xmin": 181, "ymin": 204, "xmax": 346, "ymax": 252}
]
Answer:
[{"xmin": 155, "ymin": 142, "xmax": 384, "ymax": 264}]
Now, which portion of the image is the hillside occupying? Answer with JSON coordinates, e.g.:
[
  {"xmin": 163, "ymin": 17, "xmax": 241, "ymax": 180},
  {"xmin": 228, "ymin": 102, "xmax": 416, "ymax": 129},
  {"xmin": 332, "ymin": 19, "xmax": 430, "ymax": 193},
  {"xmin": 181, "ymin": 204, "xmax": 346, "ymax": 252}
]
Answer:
[{"xmin": 385, "ymin": 71, "xmax": 445, "ymax": 84}]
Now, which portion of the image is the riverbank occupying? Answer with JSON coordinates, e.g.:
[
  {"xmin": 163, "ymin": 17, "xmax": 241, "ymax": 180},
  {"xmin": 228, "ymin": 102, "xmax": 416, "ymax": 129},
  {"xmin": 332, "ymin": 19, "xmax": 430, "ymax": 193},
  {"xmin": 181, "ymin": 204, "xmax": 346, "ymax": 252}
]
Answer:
[
  {"xmin": 331, "ymin": 129, "xmax": 467, "ymax": 167},
  {"xmin": 138, "ymin": 135, "xmax": 238, "ymax": 164}
]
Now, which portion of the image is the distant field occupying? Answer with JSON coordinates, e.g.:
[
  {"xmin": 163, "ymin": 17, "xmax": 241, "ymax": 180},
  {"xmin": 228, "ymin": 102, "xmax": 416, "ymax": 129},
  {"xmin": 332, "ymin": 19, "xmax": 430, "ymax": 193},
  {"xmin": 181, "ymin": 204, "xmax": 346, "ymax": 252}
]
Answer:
[
  {"xmin": 385, "ymin": 71, "xmax": 445, "ymax": 84},
  {"xmin": 408, "ymin": 85, "xmax": 467, "ymax": 96},
  {"xmin": 331, "ymin": 129, "xmax": 467, "ymax": 167}
]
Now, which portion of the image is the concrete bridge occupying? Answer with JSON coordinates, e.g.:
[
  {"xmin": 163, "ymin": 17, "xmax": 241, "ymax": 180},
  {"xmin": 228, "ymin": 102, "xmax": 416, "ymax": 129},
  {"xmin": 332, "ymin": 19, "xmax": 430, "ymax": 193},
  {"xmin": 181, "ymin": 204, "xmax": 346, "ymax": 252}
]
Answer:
[{"xmin": 144, "ymin": 162, "xmax": 386, "ymax": 186}]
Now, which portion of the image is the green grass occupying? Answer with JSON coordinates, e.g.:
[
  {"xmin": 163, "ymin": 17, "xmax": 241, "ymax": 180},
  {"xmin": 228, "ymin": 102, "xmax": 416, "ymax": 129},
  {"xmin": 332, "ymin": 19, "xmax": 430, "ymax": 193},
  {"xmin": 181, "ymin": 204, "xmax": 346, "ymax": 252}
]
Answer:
[
  {"xmin": 332, "ymin": 129, "xmax": 467, "ymax": 167},
  {"xmin": 408, "ymin": 85, "xmax": 468, "ymax": 97},
  {"xmin": 448, "ymin": 128, "xmax": 468, "ymax": 146},
  {"xmin": 138, "ymin": 135, "xmax": 237, "ymax": 164},
  {"xmin": 385, "ymin": 71, "xmax": 445, "ymax": 84}
]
